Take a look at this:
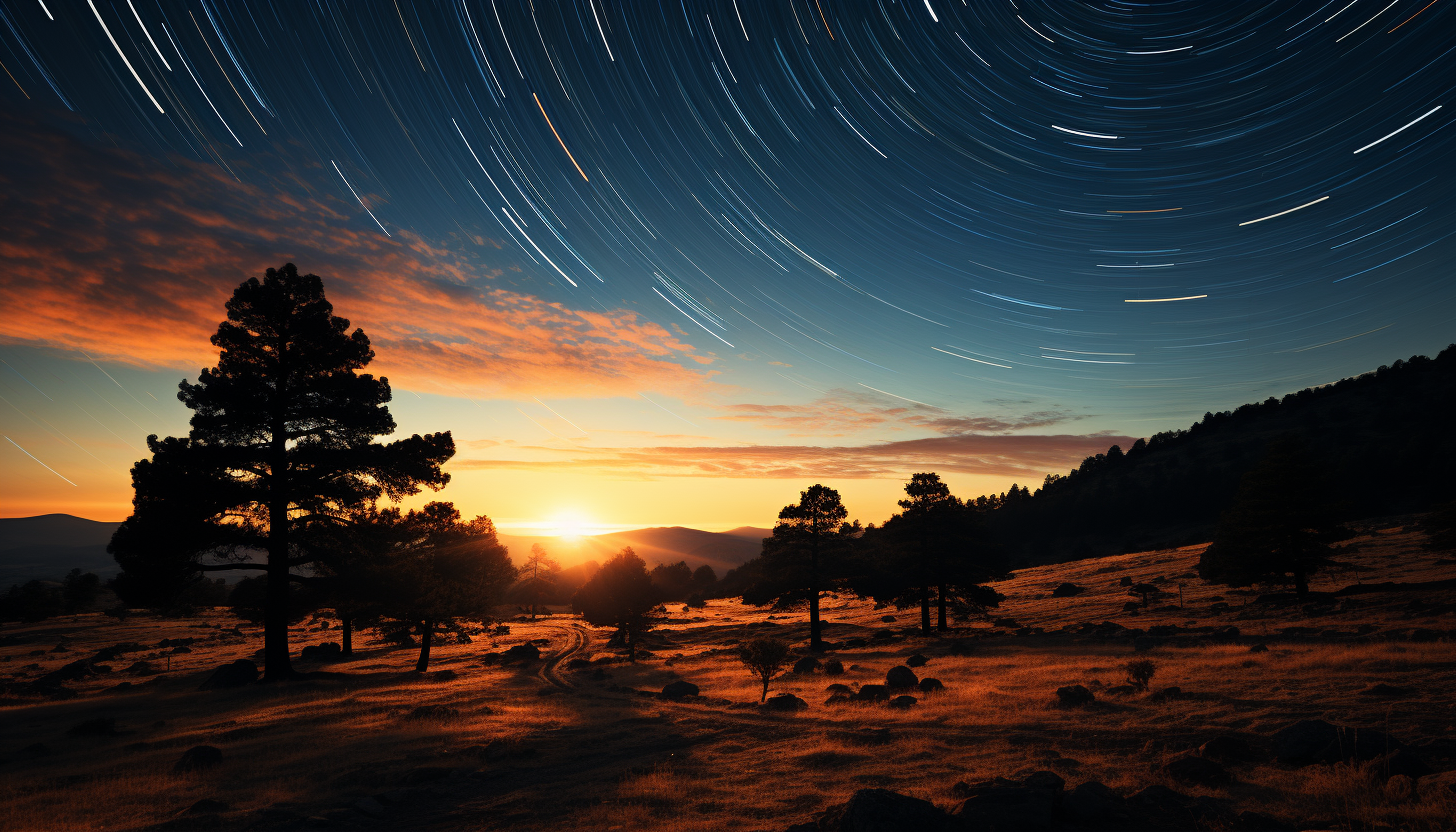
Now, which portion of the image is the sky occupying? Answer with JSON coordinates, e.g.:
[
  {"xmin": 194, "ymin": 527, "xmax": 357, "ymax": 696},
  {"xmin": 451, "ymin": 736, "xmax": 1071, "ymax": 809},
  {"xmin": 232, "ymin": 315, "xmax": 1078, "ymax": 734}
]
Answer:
[{"xmin": 1, "ymin": 1, "xmax": 1453, "ymax": 533}]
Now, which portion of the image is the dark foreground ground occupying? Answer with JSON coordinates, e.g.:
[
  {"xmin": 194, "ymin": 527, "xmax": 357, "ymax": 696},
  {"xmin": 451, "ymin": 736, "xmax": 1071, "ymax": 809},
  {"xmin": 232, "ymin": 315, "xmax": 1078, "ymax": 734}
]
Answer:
[{"xmin": 2, "ymin": 518, "xmax": 1455, "ymax": 831}]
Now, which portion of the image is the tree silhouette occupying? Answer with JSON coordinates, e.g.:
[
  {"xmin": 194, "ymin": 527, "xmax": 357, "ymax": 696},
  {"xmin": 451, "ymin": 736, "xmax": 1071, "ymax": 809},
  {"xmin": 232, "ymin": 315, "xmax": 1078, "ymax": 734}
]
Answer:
[
  {"xmin": 650, "ymin": 560, "xmax": 694, "ymax": 600},
  {"xmin": 572, "ymin": 547, "xmax": 664, "ymax": 662},
  {"xmin": 107, "ymin": 265, "xmax": 454, "ymax": 680},
  {"xmin": 742, "ymin": 484, "xmax": 853, "ymax": 652},
  {"xmin": 856, "ymin": 474, "xmax": 1005, "ymax": 633},
  {"xmin": 691, "ymin": 564, "xmax": 717, "ymax": 591},
  {"xmin": 361, "ymin": 502, "xmax": 516, "ymax": 672},
  {"xmin": 1198, "ymin": 437, "xmax": 1348, "ymax": 597},
  {"xmin": 61, "ymin": 569, "xmax": 101, "ymax": 614},
  {"xmin": 521, "ymin": 543, "xmax": 561, "ymax": 620},
  {"xmin": 738, "ymin": 636, "xmax": 792, "ymax": 702}
]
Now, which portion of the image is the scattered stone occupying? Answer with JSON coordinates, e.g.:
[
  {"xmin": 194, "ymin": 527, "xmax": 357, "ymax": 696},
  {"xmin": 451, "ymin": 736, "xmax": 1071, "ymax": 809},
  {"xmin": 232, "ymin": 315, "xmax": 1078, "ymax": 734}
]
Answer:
[
  {"xmin": 888, "ymin": 695, "xmax": 917, "ymax": 710},
  {"xmin": 761, "ymin": 693, "xmax": 808, "ymax": 712},
  {"xmin": 185, "ymin": 799, "xmax": 229, "ymax": 814},
  {"xmin": 905, "ymin": 653, "xmax": 928, "ymax": 668},
  {"xmin": 174, "ymin": 745, "xmax": 223, "ymax": 773},
  {"xmin": 125, "ymin": 660, "xmax": 157, "ymax": 676},
  {"xmin": 299, "ymin": 642, "xmax": 342, "ymax": 662},
  {"xmin": 953, "ymin": 771, "xmax": 1063, "ymax": 830},
  {"xmin": 1163, "ymin": 753, "xmax": 1232, "ymax": 786},
  {"xmin": 1150, "ymin": 685, "xmax": 1182, "ymax": 702},
  {"xmin": 198, "ymin": 660, "xmax": 257, "ymax": 691},
  {"xmin": 792, "ymin": 656, "xmax": 820, "ymax": 674},
  {"xmin": 1122, "ymin": 601, "xmax": 1142, "ymax": 612},
  {"xmin": 501, "ymin": 643, "xmax": 540, "ymax": 663},
  {"xmin": 886, "ymin": 666, "xmax": 919, "ymax": 690},
  {"xmin": 843, "ymin": 638, "xmax": 868, "ymax": 648},
  {"xmin": 660, "ymin": 680, "xmax": 700, "ymax": 700},
  {"xmin": 1199, "ymin": 735, "xmax": 1257, "ymax": 763},
  {"xmin": 822, "ymin": 659, "xmax": 844, "ymax": 675},
  {"xmin": 854, "ymin": 684, "xmax": 890, "ymax": 703},
  {"xmin": 917, "ymin": 678, "xmax": 944, "ymax": 694},
  {"xmin": 814, "ymin": 788, "xmax": 948, "ymax": 831},
  {"xmin": 1066, "ymin": 781, "xmax": 1120, "ymax": 822},
  {"xmin": 1051, "ymin": 582, "xmax": 1085, "ymax": 597},
  {"xmin": 1104, "ymin": 684, "xmax": 1138, "ymax": 697},
  {"xmin": 881, "ymin": 615, "xmax": 897, "ymax": 623},
  {"xmin": 1119, "ymin": 576, "xmax": 1133, "ymax": 587},
  {"xmin": 825, "ymin": 692, "xmax": 851, "ymax": 706},
  {"xmin": 826, "ymin": 683, "xmax": 853, "ymax": 694},
  {"xmin": 1249, "ymin": 643, "xmax": 1269, "ymax": 653},
  {"xmin": 993, "ymin": 617, "xmax": 1020, "ymax": 628},
  {"xmin": 1055, "ymin": 685, "xmax": 1095, "ymax": 708}
]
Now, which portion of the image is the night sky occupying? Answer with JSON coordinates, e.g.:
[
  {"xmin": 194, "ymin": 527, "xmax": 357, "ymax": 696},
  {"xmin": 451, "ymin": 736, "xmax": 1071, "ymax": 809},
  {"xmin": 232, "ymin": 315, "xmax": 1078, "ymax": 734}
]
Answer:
[{"xmin": 1, "ymin": 1, "xmax": 1454, "ymax": 530}]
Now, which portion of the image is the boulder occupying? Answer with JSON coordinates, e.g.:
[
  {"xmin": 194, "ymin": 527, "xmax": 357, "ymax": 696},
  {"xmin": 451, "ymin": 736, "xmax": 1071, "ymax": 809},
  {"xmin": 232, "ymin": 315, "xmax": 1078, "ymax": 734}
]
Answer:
[
  {"xmin": 660, "ymin": 680, "xmax": 700, "ymax": 700},
  {"xmin": 501, "ymin": 643, "xmax": 540, "ymax": 663},
  {"xmin": 1163, "ymin": 753, "xmax": 1232, "ymax": 786},
  {"xmin": 825, "ymin": 693, "xmax": 852, "ymax": 706},
  {"xmin": 1198, "ymin": 735, "xmax": 1257, "ymax": 763},
  {"xmin": 1066, "ymin": 781, "xmax": 1120, "ymax": 822},
  {"xmin": 1055, "ymin": 685, "xmax": 1095, "ymax": 708},
  {"xmin": 1104, "ymin": 684, "xmax": 1138, "ymax": 697},
  {"xmin": 826, "ymin": 683, "xmax": 853, "ymax": 694},
  {"xmin": 843, "ymin": 638, "xmax": 868, "ymax": 648},
  {"xmin": 905, "ymin": 654, "xmax": 928, "ymax": 668},
  {"xmin": 822, "ymin": 659, "xmax": 845, "ymax": 676},
  {"xmin": 888, "ymin": 695, "xmax": 917, "ymax": 710},
  {"xmin": 918, "ymin": 678, "xmax": 944, "ymax": 694},
  {"xmin": 299, "ymin": 642, "xmax": 342, "ymax": 662},
  {"xmin": 952, "ymin": 773, "xmax": 1062, "ymax": 830},
  {"xmin": 854, "ymin": 684, "xmax": 890, "ymax": 703},
  {"xmin": 762, "ymin": 693, "xmax": 808, "ymax": 712},
  {"xmin": 1249, "ymin": 643, "xmax": 1268, "ymax": 653},
  {"xmin": 1122, "ymin": 601, "xmax": 1141, "ymax": 612},
  {"xmin": 886, "ymin": 666, "xmax": 919, "ymax": 690},
  {"xmin": 793, "ymin": 656, "xmax": 821, "ymax": 674},
  {"xmin": 198, "ymin": 660, "xmax": 257, "ymax": 691},
  {"xmin": 1051, "ymin": 582, "xmax": 1085, "ymax": 598},
  {"xmin": 815, "ymin": 788, "xmax": 948, "ymax": 831},
  {"xmin": 174, "ymin": 745, "xmax": 223, "ymax": 773},
  {"xmin": 431, "ymin": 669, "xmax": 458, "ymax": 682},
  {"xmin": 1150, "ymin": 685, "xmax": 1182, "ymax": 702},
  {"xmin": 125, "ymin": 660, "xmax": 157, "ymax": 676}
]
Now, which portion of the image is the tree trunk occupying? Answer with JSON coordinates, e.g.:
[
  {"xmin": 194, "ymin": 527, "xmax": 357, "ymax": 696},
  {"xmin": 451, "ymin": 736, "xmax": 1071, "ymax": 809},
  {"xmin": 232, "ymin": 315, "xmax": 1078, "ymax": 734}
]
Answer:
[
  {"xmin": 263, "ymin": 470, "xmax": 293, "ymax": 681},
  {"xmin": 761, "ymin": 676, "xmax": 769, "ymax": 702},
  {"xmin": 626, "ymin": 625, "xmax": 636, "ymax": 663},
  {"xmin": 937, "ymin": 582, "xmax": 948, "ymax": 631},
  {"xmin": 416, "ymin": 621, "xmax": 433, "ymax": 672},
  {"xmin": 920, "ymin": 585, "xmax": 931, "ymax": 635},
  {"xmin": 809, "ymin": 535, "xmax": 822, "ymax": 651},
  {"xmin": 341, "ymin": 615, "xmax": 353, "ymax": 655}
]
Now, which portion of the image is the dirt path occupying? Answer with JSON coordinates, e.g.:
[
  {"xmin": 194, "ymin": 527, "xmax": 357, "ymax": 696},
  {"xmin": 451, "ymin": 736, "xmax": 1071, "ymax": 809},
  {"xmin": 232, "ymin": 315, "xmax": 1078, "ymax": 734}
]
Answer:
[{"xmin": 533, "ymin": 618, "xmax": 593, "ymax": 690}]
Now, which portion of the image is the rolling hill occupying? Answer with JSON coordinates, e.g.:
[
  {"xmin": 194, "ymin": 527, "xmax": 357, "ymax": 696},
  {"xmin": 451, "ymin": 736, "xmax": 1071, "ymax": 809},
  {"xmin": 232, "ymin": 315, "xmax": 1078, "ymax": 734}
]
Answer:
[{"xmin": 0, "ymin": 514, "xmax": 124, "ymax": 586}]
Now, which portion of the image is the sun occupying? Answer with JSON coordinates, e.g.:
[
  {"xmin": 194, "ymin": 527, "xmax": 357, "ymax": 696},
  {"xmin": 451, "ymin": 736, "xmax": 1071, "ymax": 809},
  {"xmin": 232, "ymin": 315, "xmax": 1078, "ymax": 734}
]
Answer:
[{"xmin": 545, "ymin": 511, "xmax": 592, "ymax": 538}]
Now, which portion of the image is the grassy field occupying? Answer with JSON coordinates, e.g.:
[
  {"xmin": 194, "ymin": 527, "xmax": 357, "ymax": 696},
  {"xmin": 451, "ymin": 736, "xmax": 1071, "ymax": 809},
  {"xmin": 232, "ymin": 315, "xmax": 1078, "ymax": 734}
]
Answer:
[{"xmin": 2, "ymin": 519, "xmax": 1454, "ymax": 831}]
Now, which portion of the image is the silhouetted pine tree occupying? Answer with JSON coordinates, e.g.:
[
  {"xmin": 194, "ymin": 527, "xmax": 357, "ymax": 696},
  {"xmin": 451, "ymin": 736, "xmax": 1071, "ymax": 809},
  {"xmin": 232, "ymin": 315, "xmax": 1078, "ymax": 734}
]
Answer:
[
  {"xmin": 108, "ymin": 264, "xmax": 454, "ymax": 680},
  {"xmin": 572, "ymin": 547, "xmax": 664, "ymax": 662},
  {"xmin": 742, "ymin": 484, "xmax": 854, "ymax": 652}
]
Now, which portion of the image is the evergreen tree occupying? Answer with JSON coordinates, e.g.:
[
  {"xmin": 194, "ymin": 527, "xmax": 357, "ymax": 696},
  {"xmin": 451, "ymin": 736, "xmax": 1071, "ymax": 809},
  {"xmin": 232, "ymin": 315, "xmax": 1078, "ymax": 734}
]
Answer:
[
  {"xmin": 572, "ymin": 547, "xmax": 664, "ymax": 662},
  {"xmin": 742, "ymin": 484, "xmax": 853, "ymax": 652},
  {"xmin": 108, "ymin": 265, "xmax": 454, "ymax": 680},
  {"xmin": 1198, "ymin": 437, "xmax": 1348, "ymax": 597},
  {"xmin": 521, "ymin": 543, "xmax": 561, "ymax": 619},
  {"xmin": 361, "ymin": 502, "xmax": 516, "ymax": 672}
]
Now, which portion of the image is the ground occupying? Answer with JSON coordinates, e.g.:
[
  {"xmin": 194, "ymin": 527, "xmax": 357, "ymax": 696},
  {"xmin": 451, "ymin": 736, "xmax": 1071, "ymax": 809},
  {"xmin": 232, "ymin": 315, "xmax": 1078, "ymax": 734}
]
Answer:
[{"xmin": 2, "ymin": 518, "xmax": 1454, "ymax": 831}]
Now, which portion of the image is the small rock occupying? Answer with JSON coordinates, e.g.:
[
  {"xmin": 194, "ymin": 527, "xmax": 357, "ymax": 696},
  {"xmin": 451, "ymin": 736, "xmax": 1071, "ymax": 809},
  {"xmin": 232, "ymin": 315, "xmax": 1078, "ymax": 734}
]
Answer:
[
  {"xmin": 1051, "ymin": 582, "xmax": 1085, "ymax": 598},
  {"xmin": 174, "ymin": 745, "xmax": 223, "ymax": 773},
  {"xmin": 198, "ymin": 660, "xmax": 257, "ymax": 691},
  {"xmin": 1198, "ymin": 735, "xmax": 1257, "ymax": 763},
  {"xmin": 1150, "ymin": 685, "xmax": 1182, "ymax": 702},
  {"xmin": 1066, "ymin": 781, "xmax": 1120, "ymax": 822},
  {"xmin": 825, "ymin": 683, "xmax": 852, "ymax": 694},
  {"xmin": 501, "ymin": 643, "xmax": 540, "ymax": 663},
  {"xmin": 299, "ymin": 642, "xmax": 342, "ymax": 662},
  {"xmin": 660, "ymin": 680, "xmax": 700, "ymax": 700},
  {"xmin": 918, "ymin": 678, "xmax": 944, "ymax": 694},
  {"xmin": 1362, "ymin": 682, "xmax": 1413, "ymax": 698},
  {"xmin": 815, "ymin": 788, "xmax": 947, "ymax": 831},
  {"xmin": 854, "ymin": 684, "xmax": 890, "ymax": 703},
  {"xmin": 761, "ymin": 693, "xmax": 808, "ymax": 712},
  {"xmin": 431, "ymin": 669, "xmax": 458, "ymax": 682},
  {"xmin": 1249, "ymin": 643, "xmax": 1269, "ymax": 653},
  {"xmin": 888, "ymin": 695, "xmax": 917, "ymax": 710},
  {"xmin": 1055, "ymin": 685, "xmax": 1095, "ymax": 708},
  {"xmin": 905, "ymin": 654, "xmax": 928, "ymax": 668},
  {"xmin": 1105, "ymin": 684, "xmax": 1138, "ymax": 696},
  {"xmin": 822, "ymin": 659, "xmax": 844, "ymax": 675},
  {"xmin": 793, "ymin": 656, "xmax": 820, "ymax": 674},
  {"xmin": 1163, "ymin": 753, "xmax": 1231, "ymax": 786},
  {"xmin": 886, "ymin": 666, "xmax": 919, "ymax": 690}
]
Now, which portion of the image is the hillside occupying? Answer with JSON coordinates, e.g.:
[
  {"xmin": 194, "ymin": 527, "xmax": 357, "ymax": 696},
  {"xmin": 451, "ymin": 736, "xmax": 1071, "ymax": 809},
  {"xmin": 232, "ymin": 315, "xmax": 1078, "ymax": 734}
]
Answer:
[
  {"xmin": 497, "ymin": 526, "xmax": 768, "ymax": 575},
  {"xmin": 0, "ymin": 514, "xmax": 123, "ymax": 585},
  {"xmin": 983, "ymin": 344, "xmax": 1456, "ymax": 565}
]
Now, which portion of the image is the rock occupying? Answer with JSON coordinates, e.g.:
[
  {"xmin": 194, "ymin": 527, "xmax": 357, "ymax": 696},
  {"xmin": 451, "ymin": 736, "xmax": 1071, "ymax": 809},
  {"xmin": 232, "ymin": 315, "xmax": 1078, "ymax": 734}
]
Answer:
[
  {"xmin": 888, "ymin": 695, "xmax": 917, "ymax": 710},
  {"xmin": 1066, "ymin": 781, "xmax": 1120, "ymax": 822},
  {"xmin": 1237, "ymin": 810, "xmax": 1296, "ymax": 832},
  {"xmin": 843, "ymin": 638, "xmax": 868, "ymax": 648},
  {"xmin": 1249, "ymin": 643, "xmax": 1268, "ymax": 653},
  {"xmin": 1271, "ymin": 719, "xmax": 1401, "ymax": 765},
  {"xmin": 1198, "ymin": 735, "xmax": 1257, "ymax": 763},
  {"xmin": 501, "ymin": 643, "xmax": 540, "ymax": 663},
  {"xmin": 993, "ymin": 617, "xmax": 1020, "ymax": 628},
  {"xmin": 952, "ymin": 774, "xmax": 1061, "ymax": 830},
  {"xmin": 68, "ymin": 717, "xmax": 120, "ymax": 737},
  {"xmin": 198, "ymin": 660, "xmax": 257, "ymax": 691},
  {"xmin": 174, "ymin": 745, "xmax": 223, "ymax": 772},
  {"xmin": 1122, "ymin": 601, "xmax": 1141, "ymax": 612},
  {"xmin": 1150, "ymin": 685, "xmax": 1182, "ymax": 702},
  {"xmin": 299, "ymin": 642, "xmax": 342, "ymax": 662},
  {"xmin": 660, "ymin": 680, "xmax": 700, "ymax": 700},
  {"xmin": 885, "ymin": 666, "xmax": 919, "ymax": 690},
  {"xmin": 1104, "ymin": 684, "xmax": 1138, "ymax": 697},
  {"xmin": 1055, "ymin": 684, "xmax": 1095, "ymax": 707},
  {"xmin": 793, "ymin": 656, "xmax": 821, "ymax": 674},
  {"xmin": 854, "ymin": 684, "xmax": 890, "ymax": 703},
  {"xmin": 1163, "ymin": 753, "xmax": 1232, "ymax": 786},
  {"xmin": 825, "ymin": 693, "xmax": 852, "ymax": 706},
  {"xmin": 430, "ymin": 669, "xmax": 459, "ymax": 682},
  {"xmin": 1051, "ymin": 582, "xmax": 1085, "ymax": 597},
  {"xmin": 405, "ymin": 704, "xmax": 459, "ymax": 720},
  {"xmin": 185, "ymin": 799, "xmax": 229, "ymax": 814},
  {"xmin": 815, "ymin": 788, "xmax": 948, "ymax": 831},
  {"xmin": 905, "ymin": 654, "xmax": 928, "ymax": 668},
  {"xmin": 822, "ymin": 659, "xmax": 844, "ymax": 675},
  {"xmin": 917, "ymin": 678, "xmax": 944, "ymax": 694},
  {"xmin": 762, "ymin": 693, "xmax": 808, "ymax": 712},
  {"xmin": 125, "ymin": 660, "xmax": 157, "ymax": 676},
  {"xmin": 1126, "ymin": 784, "xmax": 1187, "ymax": 811},
  {"xmin": 1362, "ymin": 682, "xmax": 1414, "ymax": 698},
  {"xmin": 881, "ymin": 615, "xmax": 897, "ymax": 623},
  {"xmin": 1372, "ymin": 748, "xmax": 1433, "ymax": 780},
  {"xmin": 826, "ymin": 683, "xmax": 853, "ymax": 694},
  {"xmin": 1119, "ymin": 576, "xmax": 1134, "ymax": 586}
]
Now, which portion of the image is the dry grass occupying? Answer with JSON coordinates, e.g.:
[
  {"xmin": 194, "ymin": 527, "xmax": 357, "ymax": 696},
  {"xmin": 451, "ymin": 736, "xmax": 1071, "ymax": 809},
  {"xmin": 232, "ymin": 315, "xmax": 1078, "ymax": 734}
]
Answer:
[{"xmin": 2, "ymin": 521, "xmax": 1454, "ymax": 830}]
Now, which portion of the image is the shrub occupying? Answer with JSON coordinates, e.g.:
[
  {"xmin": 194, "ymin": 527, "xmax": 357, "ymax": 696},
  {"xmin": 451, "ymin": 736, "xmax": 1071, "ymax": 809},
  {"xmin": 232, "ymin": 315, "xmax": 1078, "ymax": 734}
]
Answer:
[
  {"xmin": 738, "ymin": 636, "xmax": 792, "ymax": 703},
  {"xmin": 1126, "ymin": 659, "xmax": 1157, "ymax": 692}
]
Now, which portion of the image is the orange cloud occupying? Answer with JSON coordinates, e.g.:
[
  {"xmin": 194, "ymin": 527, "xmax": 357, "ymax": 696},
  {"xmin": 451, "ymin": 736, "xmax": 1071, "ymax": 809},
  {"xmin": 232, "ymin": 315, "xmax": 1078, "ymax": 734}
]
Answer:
[
  {"xmin": 453, "ymin": 432, "xmax": 1134, "ymax": 481},
  {"xmin": 715, "ymin": 388, "xmax": 1081, "ymax": 437},
  {"xmin": 0, "ymin": 118, "xmax": 715, "ymax": 399}
]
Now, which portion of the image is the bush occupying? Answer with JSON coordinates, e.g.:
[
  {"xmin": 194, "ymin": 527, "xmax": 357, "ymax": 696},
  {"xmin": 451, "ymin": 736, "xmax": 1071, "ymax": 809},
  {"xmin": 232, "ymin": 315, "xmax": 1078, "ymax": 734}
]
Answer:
[
  {"xmin": 739, "ymin": 636, "xmax": 792, "ymax": 703},
  {"xmin": 1126, "ymin": 659, "xmax": 1157, "ymax": 692}
]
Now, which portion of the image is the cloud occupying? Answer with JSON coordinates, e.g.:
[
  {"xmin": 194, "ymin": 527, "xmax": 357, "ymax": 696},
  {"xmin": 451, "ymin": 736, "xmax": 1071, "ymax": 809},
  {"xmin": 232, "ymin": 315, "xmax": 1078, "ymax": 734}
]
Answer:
[
  {"xmin": 713, "ymin": 388, "xmax": 1082, "ymax": 437},
  {"xmin": 0, "ymin": 117, "xmax": 715, "ymax": 399},
  {"xmin": 453, "ymin": 431, "xmax": 1135, "ymax": 481}
]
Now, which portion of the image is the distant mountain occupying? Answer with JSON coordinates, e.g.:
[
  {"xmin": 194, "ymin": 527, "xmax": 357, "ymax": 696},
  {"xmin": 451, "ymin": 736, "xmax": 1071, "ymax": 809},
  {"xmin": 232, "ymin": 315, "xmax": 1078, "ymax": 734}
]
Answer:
[
  {"xmin": 496, "ymin": 525, "xmax": 766, "ymax": 575},
  {"xmin": 0, "ymin": 514, "xmax": 123, "ymax": 585}
]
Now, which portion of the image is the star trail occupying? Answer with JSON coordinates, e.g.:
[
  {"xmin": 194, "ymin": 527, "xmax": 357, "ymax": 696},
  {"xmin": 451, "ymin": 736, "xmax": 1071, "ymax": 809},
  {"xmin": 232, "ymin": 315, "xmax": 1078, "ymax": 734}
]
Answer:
[{"xmin": 1, "ymin": 0, "xmax": 1454, "ymax": 526}]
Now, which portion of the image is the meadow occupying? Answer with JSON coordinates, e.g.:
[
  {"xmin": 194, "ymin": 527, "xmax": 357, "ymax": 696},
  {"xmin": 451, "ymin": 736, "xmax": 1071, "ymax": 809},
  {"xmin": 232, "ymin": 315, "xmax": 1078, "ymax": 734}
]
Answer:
[{"xmin": 2, "ymin": 519, "xmax": 1453, "ymax": 831}]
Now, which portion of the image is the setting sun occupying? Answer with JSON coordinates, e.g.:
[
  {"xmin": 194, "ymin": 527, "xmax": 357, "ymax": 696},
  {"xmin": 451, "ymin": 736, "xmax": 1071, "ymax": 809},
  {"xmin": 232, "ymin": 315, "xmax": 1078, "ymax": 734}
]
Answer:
[{"xmin": 544, "ymin": 511, "xmax": 594, "ymax": 539}]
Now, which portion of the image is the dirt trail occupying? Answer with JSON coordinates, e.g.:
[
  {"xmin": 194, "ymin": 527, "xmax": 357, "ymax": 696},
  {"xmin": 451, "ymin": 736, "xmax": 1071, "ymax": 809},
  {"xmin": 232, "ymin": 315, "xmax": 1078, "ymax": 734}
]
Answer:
[{"xmin": 533, "ymin": 618, "xmax": 592, "ymax": 690}]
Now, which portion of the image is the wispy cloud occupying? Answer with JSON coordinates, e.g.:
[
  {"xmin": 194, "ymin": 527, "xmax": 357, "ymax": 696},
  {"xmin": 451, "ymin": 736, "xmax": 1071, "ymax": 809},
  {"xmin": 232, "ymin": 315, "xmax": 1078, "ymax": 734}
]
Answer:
[{"xmin": 714, "ymin": 388, "xmax": 1081, "ymax": 437}]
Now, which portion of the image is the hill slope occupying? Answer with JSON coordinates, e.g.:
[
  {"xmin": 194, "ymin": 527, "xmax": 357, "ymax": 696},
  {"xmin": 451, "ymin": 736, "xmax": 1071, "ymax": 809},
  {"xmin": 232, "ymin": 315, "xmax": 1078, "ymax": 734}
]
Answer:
[
  {"xmin": 497, "ymin": 526, "xmax": 765, "ymax": 575},
  {"xmin": 0, "ymin": 515, "xmax": 123, "ymax": 585}
]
